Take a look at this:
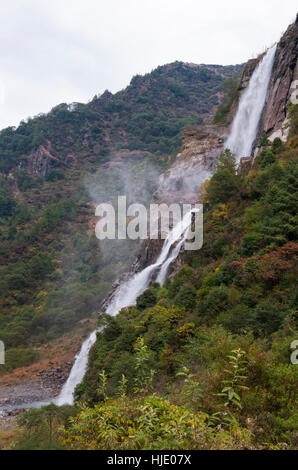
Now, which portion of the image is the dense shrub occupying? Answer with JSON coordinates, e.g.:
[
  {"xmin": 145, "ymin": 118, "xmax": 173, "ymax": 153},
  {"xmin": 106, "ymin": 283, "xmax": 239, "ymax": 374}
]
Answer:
[
  {"xmin": 46, "ymin": 169, "xmax": 65, "ymax": 181},
  {"xmin": 249, "ymin": 299, "xmax": 285, "ymax": 336},
  {"xmin": 14, "ymin": 404, "xmax": 79, "ymax": 450},
  {"xmin": 136, "ymin": 287, "xmax": 157, "ymax": 310},
  {"xmin": 213, "ymin": 76, "xmax": 239, "ymax": 124},
  {"xmin": 60, "ymin": 395, "xmax": 252, "ymax": 450},
  {"xmin": 0, "ymin": 348, "xmax": 39, "ymax": 374}
]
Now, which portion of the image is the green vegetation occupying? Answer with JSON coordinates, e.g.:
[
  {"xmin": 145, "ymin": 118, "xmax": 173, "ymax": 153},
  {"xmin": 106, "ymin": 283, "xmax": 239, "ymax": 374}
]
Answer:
[
  {"xmin": 0, "ymin": 176, "xmax": 16, "ymax": 217},
  {"xmin": 1, "ymin": 64, "xmax": 297, "ymax": 451},
  {"xmin": 213, "ymin": 76, "xmax": 240, "ymax": 124},
  {"xmin": 73, "ymin": 108, "xmax": 298, "ymax": 450},
  {"xmin": 0, "ymin": 62, "xmax": 242, "ymax": 175},
  {"xmin": 0, "ymin": 156, "xmax": 162, "ymax": 372},
  {"xmin": 0, "ymin": 61, "xmax": 242, "ymax": 374},
  {"xmin": 1, "ymin": 348, "xmax": 40, "ymax": 374},
  {"xmin": 11, "ymin": 404, "xmax": 79, "ymax": 450}
]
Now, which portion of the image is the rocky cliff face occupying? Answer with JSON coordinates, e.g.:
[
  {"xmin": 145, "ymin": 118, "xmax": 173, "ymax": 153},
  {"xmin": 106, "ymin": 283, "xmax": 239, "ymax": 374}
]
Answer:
[
  {"xmin": 26, "ymin": 141, "xmax": 60, "ymax": 176},
  {"xmin": 255, "ymin": 14, "xmax": 298, "ymax": 145},
  {"xmin": 238, "ymin": 56, "xmax": 264, "ymax": 92},
  {"xmin": 239, "ymin": 16, "xmax": 295, "ymax": 155},
  {"xmin": 227, "ymin": 15, "xmax": 297, "ymax": 169},
  {"xmin": 223, "ymin": 54, "xmax": 265, "ymax": 127},
  {"xmin": 155, "ymin": 125, "xmax": 227, "ymax": 205},
  {"xmin": 100, "ymin": 124, "xmax": 228, "ymax": 305},
  {"xmin": 131, "ymin": 16, "xmax": 297, "ymax": 272}
]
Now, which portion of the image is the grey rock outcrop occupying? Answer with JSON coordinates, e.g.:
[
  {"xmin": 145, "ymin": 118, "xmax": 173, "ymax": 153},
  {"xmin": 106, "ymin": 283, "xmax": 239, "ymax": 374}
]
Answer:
[{"xmin": 255, "ymin": 14, "xmax": 298, "ymax": 145}]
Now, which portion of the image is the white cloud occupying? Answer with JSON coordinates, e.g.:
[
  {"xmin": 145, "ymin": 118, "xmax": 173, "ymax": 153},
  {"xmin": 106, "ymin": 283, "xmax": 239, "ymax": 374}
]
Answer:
[
  {"xmin": 0, "ymin": 79, "xmax": 5, "ymax": 106},
  {"xmin": 0, "ymin": 0, "xmax": 297, "ymax": 129}
]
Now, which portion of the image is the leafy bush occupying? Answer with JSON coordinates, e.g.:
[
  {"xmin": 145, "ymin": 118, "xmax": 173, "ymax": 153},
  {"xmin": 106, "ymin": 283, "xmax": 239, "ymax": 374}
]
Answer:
[
  {"xmin": 14, "ymin": 404, "xmax": 78, "ymax": 450},
  {"xmin": 256, "ymin": 148, "xmax": 276, "ymax": 169},
  {"xmin": 0, "ymin": 177, "xmax": 16, "ymax": 217},
  {"xmin": 174, "ymin": 284, "xmax": 197, "ymax": 310},
  {"xmin": 136, "ymin": 287, "xmax": 157, "ymax": 310},
  {"xmin": 214, "ymin": 76, "xmax": 239, "ymax": 124},
  {"xmin": 207, "ymin": 169, "xmax": 238, "ymax": 204},
  {"xmin": 60, "ymin": 394, "xmax": 252, "ymax": 450},
  {"xmin": 249, "ymin": 299, "xmax": 285, "ymax": 336},
  {"xmin": 46, "ymin": 169, "xmax": 65, "ymax": 181}
]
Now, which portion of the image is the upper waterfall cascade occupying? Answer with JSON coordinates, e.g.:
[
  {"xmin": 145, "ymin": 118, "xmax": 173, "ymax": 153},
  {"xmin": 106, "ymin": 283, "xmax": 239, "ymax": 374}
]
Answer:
[{"xmin": 225, "ymin": 44, "xmax": 277, "ymax": 161}]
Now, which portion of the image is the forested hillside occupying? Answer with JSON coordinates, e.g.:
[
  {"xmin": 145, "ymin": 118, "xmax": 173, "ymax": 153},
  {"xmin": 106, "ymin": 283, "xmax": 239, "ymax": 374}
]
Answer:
[
  {"xmin": 0, "ymin": 61, "xmax": 242, "ymax": 175},
  {"xmin": 61, "ymin": 105, "xmax": 297, "ymax": 450},
  {"xmin": 0, "ymin": 62, "xmax": 242, "ymax": 375}
]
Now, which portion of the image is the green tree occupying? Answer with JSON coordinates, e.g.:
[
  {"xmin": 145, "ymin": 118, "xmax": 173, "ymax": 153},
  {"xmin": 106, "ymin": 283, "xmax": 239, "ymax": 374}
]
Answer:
[{"xmin": 215, "ymin": 149, "xmax": 237, "ymax": 174}]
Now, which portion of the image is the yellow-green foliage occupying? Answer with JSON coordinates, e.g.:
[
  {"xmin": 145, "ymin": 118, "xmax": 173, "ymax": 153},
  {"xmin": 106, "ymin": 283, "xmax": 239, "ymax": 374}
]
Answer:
[{"xmin": 60, "ymin": 395, "xmax": 252, "ymax": 450}]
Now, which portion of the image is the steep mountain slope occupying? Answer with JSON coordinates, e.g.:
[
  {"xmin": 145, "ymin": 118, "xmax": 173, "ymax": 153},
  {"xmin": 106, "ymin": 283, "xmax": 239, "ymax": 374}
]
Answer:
[
  {"xmin": 0, "ymin": 62, "xmax": 242, "ymax": 381},
  {"xmin": 0, "ymin": 62, "xmax": 242, "ymax": 175},
  {"xmin": 69, "ymin": 17, "xmax": 298, "ymax": 451}
]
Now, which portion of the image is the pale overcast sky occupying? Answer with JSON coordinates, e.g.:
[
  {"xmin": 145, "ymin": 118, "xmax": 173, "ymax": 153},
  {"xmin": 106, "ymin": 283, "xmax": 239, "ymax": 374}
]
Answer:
[{"xmin": 0, "ymin": 0, "xmax": 297, "ymax": 130}]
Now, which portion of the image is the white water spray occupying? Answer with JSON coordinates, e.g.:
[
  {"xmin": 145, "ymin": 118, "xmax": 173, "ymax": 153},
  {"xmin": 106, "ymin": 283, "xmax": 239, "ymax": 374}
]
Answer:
[
  {"xmin": 106, "ymin": 210, "xmax": 196, "ymax": 316},
  {"xmin": 55, "ymin": 210, "xmax": 196, "ymax": 404},
  {"xmin": 225, "ymin": 44, "xmax": 277, "ymax": 161},
  {"xmin": 54, "ymin": 330, "xmax": 98, "ymax": 406}
]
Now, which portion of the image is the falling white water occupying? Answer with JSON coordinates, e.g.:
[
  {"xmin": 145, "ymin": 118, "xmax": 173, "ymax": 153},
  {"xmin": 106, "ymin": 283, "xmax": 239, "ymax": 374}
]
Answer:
[
  {"xmin": 1, "ymin": 331, "xmax": 99, "ymax": 409},
  {"xmin": 54, "ymin": 211, "xmax": 196, "ymax": 405},
  {"xmin": 106, "ymin": 210, "xmax": 197, "ymax": 316},
  {"xmin": 57, "ymin": 47, "xmax": 277, "ymax": 404},
  {"xmin": 225, "ymin": 44, "xmax": 277, "ymax": 161},
  {"xmin": 156, "ymin": 228, "xmax": 190, "ymax": 286},
  {"xmin": 55, "ymin": 330, "xmax": 98, "ymax": 406}
]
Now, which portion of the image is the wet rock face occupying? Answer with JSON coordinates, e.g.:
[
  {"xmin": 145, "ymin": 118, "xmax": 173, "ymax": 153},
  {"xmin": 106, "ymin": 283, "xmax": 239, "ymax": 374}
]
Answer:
[
  {"xmin": 155, "ymin": 125, "xmax": 228, "ymax": 205},
  {"xmin": 132, "ymin": 237, "xmax": 164, "ymax": 273},
  {"xmin": 256, "ymin": 15, "xmax": 298, "ymax": 143},
  {"xmin": 100, "ymin": 271, "xmax": 133, "ymax": 312},
  {"xmin": 131, "ymin": 126, "xmax": 227, "ymax": 269},
  {"xmin": 223, "ymin": 53, "xmax": 266, "ymax": 126}
]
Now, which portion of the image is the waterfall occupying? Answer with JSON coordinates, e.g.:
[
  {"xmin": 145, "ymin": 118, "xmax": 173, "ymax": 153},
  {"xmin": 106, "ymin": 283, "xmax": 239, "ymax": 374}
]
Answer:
[
  {"xmin": 106, "ymin": 210, "xmax": 197, "ymax": 316},
  {"xmin": 156, "ymin": 226, "xmax": 190, "ymax": 286},
  {"xmin": 53, "ymin": 44, "xmax": 277, "ymax": 404},
  {"xmin": 225, "ymin": 44, "xmax": 277, "ymax": 161},
  {"xmin": 10, "ymin": 44, "xmax": 277, "ymax": 410},
  {"xmin": 55, "ymin": 210, "xmax": 197, "ymax": 405},
  {"xmin": 54, "ymin": 330, "xmax": 98, "ymax": 406}
]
